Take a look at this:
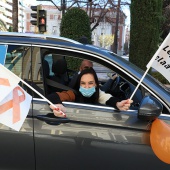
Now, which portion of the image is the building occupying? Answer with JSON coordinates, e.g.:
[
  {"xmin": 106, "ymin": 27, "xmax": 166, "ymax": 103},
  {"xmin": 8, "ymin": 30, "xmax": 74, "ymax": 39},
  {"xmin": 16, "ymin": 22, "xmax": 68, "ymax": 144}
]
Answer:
[
  {"xmin": 90, "ymin": 8, "xmax": 126, "ymax": 54},
  {"xmin": 0, "ymin": 0, "xmax": 26, "ymax": 32},
  {"xmin": 124, "ymin": 25, "xmax": 130, "ymax": 54}
]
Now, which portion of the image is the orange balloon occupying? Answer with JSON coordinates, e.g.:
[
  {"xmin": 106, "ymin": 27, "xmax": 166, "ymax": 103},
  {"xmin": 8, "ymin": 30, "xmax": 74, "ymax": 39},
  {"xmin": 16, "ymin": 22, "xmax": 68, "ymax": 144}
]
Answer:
[{"xmin": 150, "ymin": 118, "xmax": 170, "ymax": 164}]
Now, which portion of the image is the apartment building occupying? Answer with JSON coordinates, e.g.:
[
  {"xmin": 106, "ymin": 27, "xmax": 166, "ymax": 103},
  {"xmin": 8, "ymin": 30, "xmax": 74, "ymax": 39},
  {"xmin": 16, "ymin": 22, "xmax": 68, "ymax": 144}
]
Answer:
[{"xmin": 0, "ymin": 0, "xmax": 25, "ymax": 32}]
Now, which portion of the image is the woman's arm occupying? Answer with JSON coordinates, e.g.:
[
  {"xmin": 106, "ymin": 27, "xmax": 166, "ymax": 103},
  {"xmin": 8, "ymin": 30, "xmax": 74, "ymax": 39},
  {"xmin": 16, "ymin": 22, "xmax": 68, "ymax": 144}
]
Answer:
[
  {"xmin": 106, "ymin": 97, "xmax": 133, "ymax": 111},
  {"xmin": 116, "ymin": 99, "xmax": 133, "ymax": 111},
  {"xmin": 47, "ymin": 90, "xmax": 75, "ymax": 103},
  {"xmin": 99, "ymin": 90, "xmax": 133, "ymax": 110},
  {"xmin": 48, "ymin": 90, "xmax": 75, "ymax": 117},
  {"xmin": 50, "ymin": 104, "xmax": 67, "ymax": 117}
]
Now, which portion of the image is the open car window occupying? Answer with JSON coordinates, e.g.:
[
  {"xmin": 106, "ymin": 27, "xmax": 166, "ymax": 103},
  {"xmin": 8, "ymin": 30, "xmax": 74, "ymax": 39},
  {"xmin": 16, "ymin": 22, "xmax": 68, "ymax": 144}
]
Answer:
[{"xmin": 40, "ymin": 49, "xmax": 143, "ymax": 111}]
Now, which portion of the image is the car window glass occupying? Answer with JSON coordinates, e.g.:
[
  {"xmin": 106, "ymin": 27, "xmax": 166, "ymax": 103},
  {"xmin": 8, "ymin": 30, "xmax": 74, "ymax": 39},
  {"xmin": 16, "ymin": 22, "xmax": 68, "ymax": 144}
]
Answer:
[
  {"xmin": 4, "ymin": 45, "xmax": 44, "ymax": 97},
  {"xmin": 31, "ymin": 46, "xmax": 45, "ymax": 97},
  {"xmin": 0, "ymin": 45, "xmax": 7, "ymax": 65}
]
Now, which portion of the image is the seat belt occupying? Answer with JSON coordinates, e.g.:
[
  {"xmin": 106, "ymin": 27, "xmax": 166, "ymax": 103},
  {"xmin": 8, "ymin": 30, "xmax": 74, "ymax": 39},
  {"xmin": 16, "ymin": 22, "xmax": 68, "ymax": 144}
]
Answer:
[{"xmin": 46, "ymin": 78, "xmax": 77, "ymax": 94}]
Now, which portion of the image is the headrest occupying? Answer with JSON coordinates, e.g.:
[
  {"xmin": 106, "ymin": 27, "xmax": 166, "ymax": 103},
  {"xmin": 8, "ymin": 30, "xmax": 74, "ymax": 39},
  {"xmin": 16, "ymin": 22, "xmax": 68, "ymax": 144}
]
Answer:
[
  {"xmin": 43, "ymin": 60, "xmax": 50, "ymax": 77},
  {"xmin": 52, "ymin": 59, "xmax": 67, "ymax": 75}
]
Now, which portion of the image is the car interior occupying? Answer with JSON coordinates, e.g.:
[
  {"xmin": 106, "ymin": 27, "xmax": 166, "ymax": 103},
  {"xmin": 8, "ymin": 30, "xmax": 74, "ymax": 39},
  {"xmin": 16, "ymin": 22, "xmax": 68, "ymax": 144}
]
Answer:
[{"xmin": 41, "ymin": 52, "xmax": 142, "ymax": 110}]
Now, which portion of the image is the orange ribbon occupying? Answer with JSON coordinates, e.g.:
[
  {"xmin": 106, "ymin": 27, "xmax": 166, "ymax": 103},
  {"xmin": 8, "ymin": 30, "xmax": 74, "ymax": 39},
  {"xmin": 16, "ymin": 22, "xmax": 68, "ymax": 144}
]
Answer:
[
  {"xmin": 0, "ymin": 78, "xmax": 10, "ymax": 86},
  {"xmin": 0, "ymin": 86, "xmax": 25, "ymax": 124}
]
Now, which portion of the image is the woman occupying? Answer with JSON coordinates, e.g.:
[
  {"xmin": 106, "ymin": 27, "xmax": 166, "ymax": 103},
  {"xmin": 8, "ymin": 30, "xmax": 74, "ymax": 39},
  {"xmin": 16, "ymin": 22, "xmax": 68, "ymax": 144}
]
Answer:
[{"xmin": 48, "ymin": 67, "xmax": 133, "ymax": 117}]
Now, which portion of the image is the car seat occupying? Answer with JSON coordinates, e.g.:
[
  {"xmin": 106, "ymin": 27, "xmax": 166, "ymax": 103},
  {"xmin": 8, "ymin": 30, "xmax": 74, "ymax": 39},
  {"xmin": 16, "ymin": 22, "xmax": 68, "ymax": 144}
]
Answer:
[
  {"xmin": 45, "ymin": 58, "xmax": 70, "ymax": 93},
  {"xmin": 43, "ymin": 59, "xmax": 50, "ymax": 78},
  {"xmin": 50, "ymin": 58, "xmax": 69, "ymax": 85}
]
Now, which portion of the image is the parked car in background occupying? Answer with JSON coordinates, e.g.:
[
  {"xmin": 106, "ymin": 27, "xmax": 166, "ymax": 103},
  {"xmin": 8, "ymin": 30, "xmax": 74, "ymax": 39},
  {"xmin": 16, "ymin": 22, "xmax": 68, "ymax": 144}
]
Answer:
[{"xmin": 0, "ymin": 32, "xmax": 170, "ymax": 170}]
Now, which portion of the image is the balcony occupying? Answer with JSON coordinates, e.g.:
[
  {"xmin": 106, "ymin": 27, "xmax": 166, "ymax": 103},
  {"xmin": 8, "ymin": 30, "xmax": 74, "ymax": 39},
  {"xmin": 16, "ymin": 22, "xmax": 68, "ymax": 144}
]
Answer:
[
  {"xmin": 4, "ymin": 10, "xmax": 12, "ymax": 18},
  {"xmin": 6, "ymin": 0, "xmax": 13, "ymax": 3},
  {"xmin": 1, "ymin": 1, "xmax": 12, "ymax": 11}
]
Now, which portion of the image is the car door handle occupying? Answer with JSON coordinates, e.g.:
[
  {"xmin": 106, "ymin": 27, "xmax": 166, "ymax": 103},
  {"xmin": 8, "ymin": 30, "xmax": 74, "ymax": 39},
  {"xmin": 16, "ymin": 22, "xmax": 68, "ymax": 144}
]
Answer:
[{"xmin": 36, "ymin": 113, "xmax": 70, "ymax": 125}]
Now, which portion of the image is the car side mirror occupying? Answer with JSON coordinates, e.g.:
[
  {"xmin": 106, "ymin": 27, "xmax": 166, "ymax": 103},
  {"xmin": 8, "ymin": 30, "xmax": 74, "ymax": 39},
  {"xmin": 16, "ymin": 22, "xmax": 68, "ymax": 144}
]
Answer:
[{"xmin": 138, "ymin": 96, "xmax": 163, "ymax": 121}]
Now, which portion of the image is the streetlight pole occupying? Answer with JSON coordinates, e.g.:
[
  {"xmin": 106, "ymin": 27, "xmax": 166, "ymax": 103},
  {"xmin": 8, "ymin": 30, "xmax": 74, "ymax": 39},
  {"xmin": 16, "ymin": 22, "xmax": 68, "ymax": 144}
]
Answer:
[{"xmin": 113, "ymin": 0, "xmax": 121, "ymax": 54}]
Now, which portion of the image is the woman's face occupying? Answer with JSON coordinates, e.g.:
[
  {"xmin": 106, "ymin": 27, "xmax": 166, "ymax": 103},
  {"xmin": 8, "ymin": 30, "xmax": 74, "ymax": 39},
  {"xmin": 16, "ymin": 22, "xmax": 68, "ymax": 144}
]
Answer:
[{"xmin": 80, "ymin": 73, "xmax": 96, "ymax": 88}]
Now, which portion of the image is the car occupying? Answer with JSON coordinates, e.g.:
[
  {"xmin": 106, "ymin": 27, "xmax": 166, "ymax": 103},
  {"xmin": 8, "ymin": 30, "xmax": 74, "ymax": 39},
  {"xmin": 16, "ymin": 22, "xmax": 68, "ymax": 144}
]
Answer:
[{"xmin": 0, "ymin": 32, "xmax": 170, "ymax": 170}]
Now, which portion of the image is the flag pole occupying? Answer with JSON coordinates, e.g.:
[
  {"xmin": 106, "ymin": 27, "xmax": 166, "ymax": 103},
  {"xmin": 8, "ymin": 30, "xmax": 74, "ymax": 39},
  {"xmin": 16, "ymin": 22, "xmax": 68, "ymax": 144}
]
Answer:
[
  {"xmin": 20, "ymin": 79, "xmax": 56, "ymax": 107},
  {"xmin": 129, "ymin": 66, "xmax": 150, "ymax": 100},
  {"xmin": 0, "ymin": 64, "xmax": 65, "ymax": 115}
]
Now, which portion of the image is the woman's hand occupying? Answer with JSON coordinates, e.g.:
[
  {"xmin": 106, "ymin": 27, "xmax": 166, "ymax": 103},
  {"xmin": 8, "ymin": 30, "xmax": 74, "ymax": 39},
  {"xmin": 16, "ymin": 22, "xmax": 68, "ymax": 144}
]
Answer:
[
  {"xmin": 50, "ymin": 104, "xmax": 66, "ymax": 117},
  {"xmin": 116, "ymin": 99, "xmax": 133, "ymax": 111}
]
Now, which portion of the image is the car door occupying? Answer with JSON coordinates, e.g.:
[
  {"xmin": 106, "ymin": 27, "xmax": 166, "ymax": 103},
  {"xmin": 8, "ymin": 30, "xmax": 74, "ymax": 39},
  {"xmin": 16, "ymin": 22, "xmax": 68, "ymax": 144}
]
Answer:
[
  {"xmin": 0, "ymin": 44, "xmax": 35, "ymax": 170},
  {"xmin": 32, "ymin": 46, "xmax": 170, "ymax": 170},
  {"xmin": 34, "ymin": 102, "xmax": 170, "ymax": 170}
]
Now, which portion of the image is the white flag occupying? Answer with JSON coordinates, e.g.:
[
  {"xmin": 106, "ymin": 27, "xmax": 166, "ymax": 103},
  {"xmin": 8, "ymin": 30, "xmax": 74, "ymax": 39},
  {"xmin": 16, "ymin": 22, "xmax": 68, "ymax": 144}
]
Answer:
[
  {"xmin": 0, "ymin": 85, "xmax": 32, "ymax": 131},
  {"xmin": 147, "ymin": 33, "xmax": 170, "ymax": 82},
  {"xmin": 0, "ymin": 64, "xmax": 20, "ymax": 102}
]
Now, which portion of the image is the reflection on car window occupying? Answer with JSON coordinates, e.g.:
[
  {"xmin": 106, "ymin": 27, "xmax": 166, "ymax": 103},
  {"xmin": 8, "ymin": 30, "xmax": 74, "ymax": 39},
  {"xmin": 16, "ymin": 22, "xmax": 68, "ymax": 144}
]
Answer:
[
  {"xmin": 4, "ymin": 45, "xmax": 45, "ymax": 98},
  {"xmin": 0, "ymin": 45, "xmax": 7, "ymax": 65}
]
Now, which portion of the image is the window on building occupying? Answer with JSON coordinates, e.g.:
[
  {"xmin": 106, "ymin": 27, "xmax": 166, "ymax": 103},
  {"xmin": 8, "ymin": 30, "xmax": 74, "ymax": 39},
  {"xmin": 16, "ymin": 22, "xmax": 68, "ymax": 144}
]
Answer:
[
  {"xmin": 54, "ymin": 15, "xmax": 57, "ymax": 20},
  {"xmin": 30, "ymin": 26, "xmax": 34, "ymax": 32},
  {"xmin": 50, "ymin": 14, "xmax": 53, "ymax": 20},
  {"xmin": 52, "ymin": 26, "xmax": 57, "ymax": 34}
]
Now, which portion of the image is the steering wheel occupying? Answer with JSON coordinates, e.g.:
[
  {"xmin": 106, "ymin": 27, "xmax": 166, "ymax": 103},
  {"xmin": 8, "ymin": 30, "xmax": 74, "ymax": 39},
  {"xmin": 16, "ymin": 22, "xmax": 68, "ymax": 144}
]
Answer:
[
  {"xmin": 110, "ymin": 76, "xmax": 120, "ymax": 92},
  {"xmin": 108, "ymin": 76, "xmax": 128, "ymax": 99}
]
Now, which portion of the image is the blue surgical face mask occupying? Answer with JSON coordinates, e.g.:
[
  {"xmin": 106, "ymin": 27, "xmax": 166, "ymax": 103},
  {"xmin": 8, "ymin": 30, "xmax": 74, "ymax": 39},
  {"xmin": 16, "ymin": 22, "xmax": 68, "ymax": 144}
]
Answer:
[{"xmin": 79, "ymin": 86, "xmax": 96, "ymax": 97}]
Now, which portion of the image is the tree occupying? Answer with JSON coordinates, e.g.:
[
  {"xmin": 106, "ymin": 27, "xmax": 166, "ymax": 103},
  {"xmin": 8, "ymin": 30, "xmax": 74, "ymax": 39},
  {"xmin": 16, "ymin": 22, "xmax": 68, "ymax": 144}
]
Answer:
[
  {"xmin": 0, "ymin": 19, "xmax": 7, "ymax": 31},
  {"xmin": 60, "ymin": 7, "xmax": 91, "ymax": 70},
  {"xmin": 161, "ymin": 0, "xmax": 170, "ymax": 40},
  {"xmin": 129, "ymin": 0, "xmax": 163, "ymax": 71},
  {"xmin": 99, "ymin": 34, "xmax": 114, "ymax": 49},
  {"xmin": 13, "ymin": 0, "xmax": 18, "ymax": 32},
  {"xmin": 51, "ymin": 0, "xmax": 130, "ymax": 31},
  {"xmin": 60, "ymin": 7, "xmax": 91, "ymax": 43}
]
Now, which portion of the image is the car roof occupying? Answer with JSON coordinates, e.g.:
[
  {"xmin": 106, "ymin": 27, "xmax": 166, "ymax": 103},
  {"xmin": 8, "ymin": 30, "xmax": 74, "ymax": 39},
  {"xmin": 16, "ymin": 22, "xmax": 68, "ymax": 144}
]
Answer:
[{"xmin": 0, "ymin": 32, "xmax": 81, "ymax": 44}]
